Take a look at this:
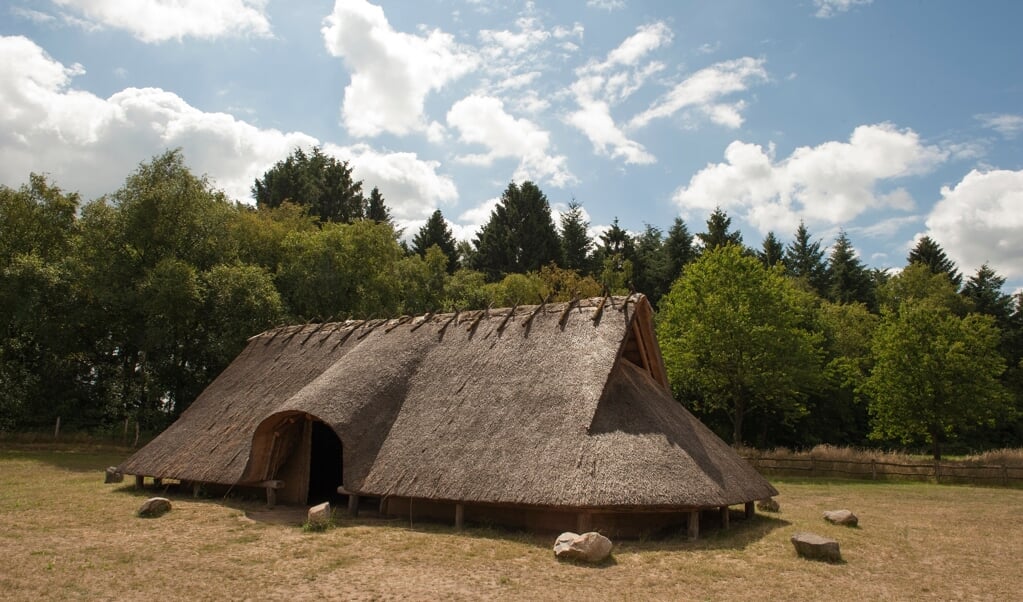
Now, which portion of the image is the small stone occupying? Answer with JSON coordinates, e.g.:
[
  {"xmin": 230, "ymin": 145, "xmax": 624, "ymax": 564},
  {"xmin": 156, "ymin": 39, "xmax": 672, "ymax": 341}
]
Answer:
[
  {"xmin": 757, "ymin": 497, "xmax": 780, "ymax": 512},
  {"xmin": 553, "ymin": 531, "xmax": 613, "ymax": 563},
  {"xmin": 104, "ymin": 467, "xmax": 124, "ymax": 483},
  {"xmin": 137, "ymin": 497, "xmax": 172, "ymax": 518},
  {"xmin": 791, "ymin": 531, "xmax": 841, "ymax": 562},
  {"xmin": 307, "ymin": 502, "xmax": 331, "ymax": 527},
  {"xmin": 823, "ymin": 509, "xmax": 858, "ymax": 527}
]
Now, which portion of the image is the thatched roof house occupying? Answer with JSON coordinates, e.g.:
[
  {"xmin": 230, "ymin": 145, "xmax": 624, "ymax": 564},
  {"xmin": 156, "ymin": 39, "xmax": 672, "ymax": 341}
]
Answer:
[{"xmin": 121, "ymin": 294, "xmax": 776, "ymax": 537}]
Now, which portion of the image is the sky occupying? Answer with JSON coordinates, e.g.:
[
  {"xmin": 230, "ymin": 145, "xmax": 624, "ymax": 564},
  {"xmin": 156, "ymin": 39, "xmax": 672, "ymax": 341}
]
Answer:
[{"xmin": 2, "ymin": 0, "xmax": 1022, "ymax": 292}]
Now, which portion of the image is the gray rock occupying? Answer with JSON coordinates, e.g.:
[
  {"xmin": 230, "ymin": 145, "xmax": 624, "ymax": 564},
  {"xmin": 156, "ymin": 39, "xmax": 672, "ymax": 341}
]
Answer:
[
  {"xmin": 104, "ymin": 466, "xmax": 123, "ymax": 484},
  {"xmin": 757, "ymin": 497, "xmax": 780, "ymax": 512},
  {"xmin": 823, "ymin": 509, "xmax": 858, "ymax": 527},
  {"xmin": 307, "ymin": 502, "xmax": 332, "ymax": 527},
  {"xmin": 553, "ymin": 531, "xmax": 613, "ymax": 563},
  {"xmin": 791, "ymin": 531, "xmax": 841, "ymax": 562},
  {"xmin": 137, "ymin": 497, "xmax": 172, "ymax": 518}
]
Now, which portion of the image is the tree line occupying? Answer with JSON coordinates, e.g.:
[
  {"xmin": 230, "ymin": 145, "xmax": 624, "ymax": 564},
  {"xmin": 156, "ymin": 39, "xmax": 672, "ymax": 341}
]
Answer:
[{"xmin": 1, "ymin": 148, "xmax": 1020, "ymax": 458}]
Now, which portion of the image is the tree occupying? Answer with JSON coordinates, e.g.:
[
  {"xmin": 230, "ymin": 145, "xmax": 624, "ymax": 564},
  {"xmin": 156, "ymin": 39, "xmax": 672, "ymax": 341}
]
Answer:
[
  {"xmin": 594, "ymin": 218, "xmax": 635, "ymax": 293},
  {"xmin": 696, "ymin": 207, "xmax": 743, "ymax": 252},
  {"xmin": 865, "ymin": 299, "xmax": 1008, "ymax": 460},
  {"xmin": 784, "ymin": 221, "xmax": 828, "ymax": 296},
  {"xmin": 411, "ymin": 210, "xmax": 459, "ymax": 273},
  {"xmin": 664, "ymin": 217, "xmax": 695, "ymax": 282},
  {"xmin": 907, "ymin": 236, "xmax": 962, "ymax": 289},
  {"xmin": 657, "ymin": 245, "xmax": 824, "ymax": 445},
  {"xmin": 827, "ymin": 230, "xmax": 874, "ymax": 307},
  {"xmin": 559, "ymin": 201, "xmax": 593, "ymax": 274},
  {"xmin": 961, "ymin": 263, "xmax": 1013, "ymax": 326},
  {"xmin": 757, "ymin": 232, "xmax": 784, "ymax": 268},
  {"xmin": 472, "ymin": 181, "xmax": 562, "ymax": 280},
  {"xmin": 364, "ymin": 187, "xmax": 390, "ymax": 224},
  {"xmin": 252, "ymin": 146, "xmax": 365, "ymax": 223},
  {"xmin": 632, "ymin": 224, "xmax": 671, "ymax": 305}
]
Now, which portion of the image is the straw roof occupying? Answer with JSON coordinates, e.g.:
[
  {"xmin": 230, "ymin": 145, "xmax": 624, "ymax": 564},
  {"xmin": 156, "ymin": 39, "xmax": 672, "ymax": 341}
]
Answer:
[{"xmin": 121, "ymin": 295, "xmax": 776, "ymax": 509}]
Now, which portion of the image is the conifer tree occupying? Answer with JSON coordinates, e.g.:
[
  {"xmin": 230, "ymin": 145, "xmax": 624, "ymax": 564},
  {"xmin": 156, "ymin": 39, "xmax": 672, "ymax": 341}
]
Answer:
[
  {"xmin": 784, "ymin": 221, "xmax": 828, "ymax": 295},
  {"xmin": 758, "ymin": 232, "xmax": 785, "ymax": 268},
  {"xmin": 559, "ymin": 201, "xmax": 593, "ymax": 274},
  {"xmin": 907, "ymin": 236, "xmax": 962, "ymax": 289},
  {"xmin": 472, "ymin": 181, "xmax": 562, "ymax": 281},
  {"xmin": 412, "ymin": 209, "xmax": 459, "ymax": 273},
  {"xmin": 696, "ymin": 207, "xmax": 743, "ymax": 252},
  {"xmin": 827, "ymin": 230, "xmax": 874, "ymax": 307}
]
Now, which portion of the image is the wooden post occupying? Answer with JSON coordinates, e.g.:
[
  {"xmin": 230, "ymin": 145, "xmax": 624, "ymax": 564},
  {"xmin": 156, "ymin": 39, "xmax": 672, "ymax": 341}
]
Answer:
[
  {"xmin": 379, "ymin": 497, "xmax": 388, "ymax": 516},
  {"xmin": 135, "ymin": 475, "xmax": 144, "ymax": 489},
  {"xmin": 53, "ymin": 416, "xmax": 61, "ymax": 440},
  {"xmin": 192, "ymin": 482, "xmax": 201, "ymax": 498},
  {"xmin": 266, "ymin": 487, "xmax": 276, "ymax": 509},
  {"xmin": 348, "ymin": 493, "xmax": 360, "ymax": 517},
  {"xmin": 687, "ymin": 510, "xmax": 700, "ymax": 540},
  {"xmin": 455, "ymin": 503, "xmax": 464, "ymax": 530},
  {"xmin": 744, "ymin": 501, "xmax": 755, "ymax": 519},
  {"xmin": 576, "ymin": 511, "xmax": 593, "ymax": 534},
  {"xmin": 153, "ymin": 477, "xmax": 162, "ymax": 487},
  {"xmin": 871, "ymin": 459, "xmax": 877, "ymax": 480},
  {"xmin": 934, "ymin": 460, "xmax": 941, "ymax": 484},
  {"xmin": 1004, "ymin": 465, "xmax": 1009, "ymax": 486},
  {"xmin": 720, "ymin": 505, "xmax": 730, "ymax": 529}
]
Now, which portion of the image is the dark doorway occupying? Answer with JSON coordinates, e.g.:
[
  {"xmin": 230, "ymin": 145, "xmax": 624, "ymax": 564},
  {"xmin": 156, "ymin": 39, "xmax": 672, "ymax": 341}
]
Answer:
[{"xmin": 307, "ymin": 421, "xmax": 343, "ymax": 505}]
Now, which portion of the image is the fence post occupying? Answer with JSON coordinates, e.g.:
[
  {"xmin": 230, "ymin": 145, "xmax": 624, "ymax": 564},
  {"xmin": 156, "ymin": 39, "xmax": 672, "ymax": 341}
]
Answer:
[
  {"xmin": 1004, "ymin": 465, "xmax": 1009, "ymax": 487},
  {"xmin": 810, "ymin": 457, "xmax": 816, "ymax": 477},
  {"xmin": 934, "ymin": 460, "xmax": 940, "ymax": 484},
  {"xmin": 871, "ymin": 459, "xmax": 877, "ymax": 480},
  {"xmin": 53, "ymin": 416, "xmax": 61, "ymax": 440}
]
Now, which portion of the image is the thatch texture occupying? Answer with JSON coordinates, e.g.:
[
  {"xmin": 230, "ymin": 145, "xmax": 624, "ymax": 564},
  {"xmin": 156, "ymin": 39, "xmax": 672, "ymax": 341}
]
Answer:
[{"xmin": 121, "ymin": 295, "xmax": 776, "ymax": 509}]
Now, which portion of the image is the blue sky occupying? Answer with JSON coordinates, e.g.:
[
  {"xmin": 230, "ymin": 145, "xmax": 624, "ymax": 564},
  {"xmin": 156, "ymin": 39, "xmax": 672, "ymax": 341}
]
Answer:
[{"xmin": 2, "ymin": 0, "xmax": 1021, "ymax": 291}]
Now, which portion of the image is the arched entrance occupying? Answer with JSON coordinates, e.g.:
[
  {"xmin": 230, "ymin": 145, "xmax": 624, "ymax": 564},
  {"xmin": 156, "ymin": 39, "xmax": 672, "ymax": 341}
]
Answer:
[
  {"xmin": 307, "ymin": 420, "xmax": 343, "ymax": 505},
  {"xmin": 246, "ymin": 412, "xmax": 344, "ymax": 505}
]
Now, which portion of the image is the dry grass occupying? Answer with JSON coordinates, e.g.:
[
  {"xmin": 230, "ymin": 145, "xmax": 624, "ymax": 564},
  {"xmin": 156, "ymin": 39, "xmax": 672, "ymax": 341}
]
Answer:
[
  {"xmin": 741, "ymin": 444, "xmax": 1023, "ymax": 466},
  {"xmin": 2, "ymin": 446, "xmax": 1022, "ymax": 601}
]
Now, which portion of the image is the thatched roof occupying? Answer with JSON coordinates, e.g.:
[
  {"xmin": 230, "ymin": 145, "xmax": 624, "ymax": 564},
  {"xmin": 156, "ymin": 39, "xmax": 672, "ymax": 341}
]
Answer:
[{"xmin": 121, "ymin": 295, "xmax": 776, "ymax": 508}]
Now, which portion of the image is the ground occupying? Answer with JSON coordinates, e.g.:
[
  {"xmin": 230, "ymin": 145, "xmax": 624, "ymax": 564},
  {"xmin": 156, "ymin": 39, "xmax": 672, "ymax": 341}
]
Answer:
[{"xmin": 1, "ymin": 445, "xmax": 1021, "ymax": 601}]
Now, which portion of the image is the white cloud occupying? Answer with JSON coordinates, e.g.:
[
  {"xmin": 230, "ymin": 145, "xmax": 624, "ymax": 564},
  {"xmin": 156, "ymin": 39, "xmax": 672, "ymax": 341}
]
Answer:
[
  {"xmin": 813, "ymin": 0, "xmax": 873, "ymax": 18},
  {"xmin": 565, "ymin": 23, "xmax": 671, "ymax": 165},
  {"xmin": 449, "ymin": 197, "xmax": 501, "ymax": 241},
  {"xmin": 587, "ymin": 0, "xmax": 626, "ymax": 11},
  {"xmin": 976, "ymin": 113, "xmax": 1023, "ymax": 139},
  {"xmin": 479, "ymin": 17, "xmax": 550, "ymax": 57},
  {"xmin": 672, "ymin": 123, "xmax": 949, "ymax": 234},
  {"xmin": 0, "ymin": 35, "xmax": 456, "ymax": 213},
  {"xmin": 447, "ymin": 94, "xmax": 576, "ymax": 187},
  {"xmin": 628, "ymin": 57, "xmax": 767, "ymax": 130},
  {"xmin": 322, "ymin": 0, "xmax": 477, "ymax": 138},
  {"xmin": 51, "ymin": 0, "xmax": 272, "ymax": 42},
  {"xmin": 923, "ymin": 169, "xmax": 1023, "ymax": 280},
  {"xmin": 323, "ymin": 143, "xmax": 458, "ymax": 221}
]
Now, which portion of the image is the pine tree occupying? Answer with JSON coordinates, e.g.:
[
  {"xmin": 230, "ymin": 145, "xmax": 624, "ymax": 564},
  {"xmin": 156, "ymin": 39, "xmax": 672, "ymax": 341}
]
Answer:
[
  {"xmin": 633, "ymin": 224, "xmax": 671, "ymax": 305},
  {"xmin": 559, "ymin": 201, "xmax": 593, "ymax": 274},
  {"xmin": 412, "ymin": 210, "xmax": 459, "ymax": 273},
  {"xmin": 961, "ymin": 263, "xmax": 1013, "ymax": 326},
  {"xmin": 364, "ymin": 187, "xmax": 390, "ymax": 224},
  {"xmin": 696, "ymin": 207, "xmax": 743, "ymax": 252},
  {"xmin": 907, "ymin": 236, "xmax": 962, "ymax": 289},
  {"xmin": 784, "ymin": 221, "xmax": 828, "ymax": 295},
  {"xmin": 758, "ymin": 232, "xmax": 785, "ymax": 268},
  {"xmin": 827, "ymin": 230, "xmax": 873, "ymax": 307},
  {"xmin": 472, "ymin": 181, "xmax": 563, "ymax": 281},
  {"xmin": 664, "ymin": 217, "xmax": 695, "ymax": 283}
]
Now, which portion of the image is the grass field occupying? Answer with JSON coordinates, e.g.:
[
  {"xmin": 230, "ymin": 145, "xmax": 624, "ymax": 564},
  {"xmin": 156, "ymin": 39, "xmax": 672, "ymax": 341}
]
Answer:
[{"xmin": 1, "ymin": 446, "xmax": 1021, "ymax": 601}]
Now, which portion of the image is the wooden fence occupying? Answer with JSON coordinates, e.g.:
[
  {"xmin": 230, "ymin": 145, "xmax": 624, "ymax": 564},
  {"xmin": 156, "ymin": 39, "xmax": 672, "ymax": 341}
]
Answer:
[{"xmin": 743, "ymin": 455, "xmax": 1023, "ymax": 487}]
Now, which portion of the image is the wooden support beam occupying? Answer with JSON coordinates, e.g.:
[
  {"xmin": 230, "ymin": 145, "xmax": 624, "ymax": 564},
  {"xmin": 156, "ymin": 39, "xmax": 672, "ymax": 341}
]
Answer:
[
  {"xmin": 497, "ymin": 305, "xmax": 518, "ymax": 333},
  {"xmin": 720, "ymin": 505, "xmax": 730, "ymax": 529},
  {"xmin": 576, "ymin": 511, "xmax": 593, "ymax": 534},
  {"xmin": 153, "ymin": 477, "xmax": 163, "ymax": 487},
  {"xmin": 266, "ymin": 487, "xmax": 276, "ymax": 509},
  {"xmin": 687, "ymin": 510, "xmax": 700, "ymax": 540},
  {"xmin": 409, "ymin": 312, "xmax": 434, "ymax": 332},
  {"xmin": 455, "ymin": 503, "xmax": 464, "ymax": 530},
  {"xmin": 348, "ymin": 493, "xmax": 360, "ymax": 517},
  {"xmin": 379, "ymin": 497, "xmax": 388, "ymax": 515},
  {"xmin": 745, "ymin": 501, "xmax": 755, "ymax": 519},
  {"xmin": 192, "ymin": 482, "xmax": 201, "ymax": 498},
  {"xmin": 135, "ymin": 475, "xmax": 144, "ymax": 489}
]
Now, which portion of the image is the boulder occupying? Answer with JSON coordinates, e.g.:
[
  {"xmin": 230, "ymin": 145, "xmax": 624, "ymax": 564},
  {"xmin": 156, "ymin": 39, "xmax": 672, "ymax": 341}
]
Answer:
[
  {"xmin": 104, "ymin": 467, "xmax": 124, "ymax": 484},
  {"xmin": 757, "ymin": 497, "xmax": 780, "ymax": 512},
  {"xmin": 791, "ymin": 532, "xmax": 841, "ymax": 562},
  {"xmin": 823, "ymin": 509, "xmax": 858, "ymax": 527},
  {"xmin": 307, "ymin": 502, "xmax": 332, "ymax": 527},
  {"xmin": 137, "ymin": 497, "xmax": 172, "ymax": 518},
  {"xmin": 553, "ymin": 531, "xmax": 613, "ymax": 563}
]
